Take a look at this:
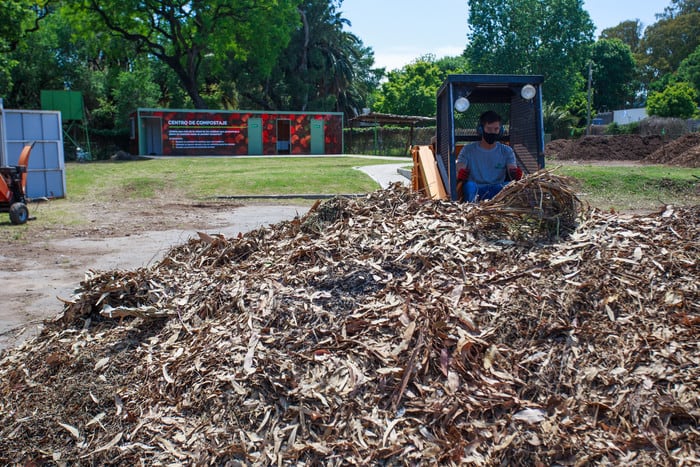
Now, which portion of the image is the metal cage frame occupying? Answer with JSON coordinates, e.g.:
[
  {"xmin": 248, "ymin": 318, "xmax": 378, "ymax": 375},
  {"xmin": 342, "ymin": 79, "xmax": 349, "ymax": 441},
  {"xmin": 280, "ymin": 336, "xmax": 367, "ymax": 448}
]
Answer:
[{"xmin": 435, "ymin": 74, "xmax": 545, "ymax": 200}]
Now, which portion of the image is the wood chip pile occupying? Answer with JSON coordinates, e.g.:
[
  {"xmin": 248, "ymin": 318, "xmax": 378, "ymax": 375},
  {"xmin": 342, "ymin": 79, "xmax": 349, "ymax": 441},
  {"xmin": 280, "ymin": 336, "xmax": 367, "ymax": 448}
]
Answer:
[{"xmin": 1, "ymin": 181, "xmax": 698, "ymax": 465}]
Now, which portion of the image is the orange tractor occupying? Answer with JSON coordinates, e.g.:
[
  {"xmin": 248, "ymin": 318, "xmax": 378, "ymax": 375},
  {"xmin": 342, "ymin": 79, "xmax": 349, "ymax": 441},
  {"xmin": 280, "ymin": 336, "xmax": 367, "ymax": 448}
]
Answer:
[{"xmin": 0, "ymin": 142, "xmax": 34, "ymax": 224}]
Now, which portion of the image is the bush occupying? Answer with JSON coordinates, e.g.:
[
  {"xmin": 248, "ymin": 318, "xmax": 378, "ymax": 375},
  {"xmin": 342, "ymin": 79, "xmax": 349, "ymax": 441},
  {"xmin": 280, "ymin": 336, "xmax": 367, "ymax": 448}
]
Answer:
[
  {"xmin": 571, "ymin": 127, "xmax": 587, "ymax": 138},
  {"xmin": 543, "ymin": 102, "xmax": 578, "ymax": 140},
  {"xmin": 647, "ymin": 82, "xmax": 697, "ymax": 119},
  {"xmin": 605, "ymin": 121, "xmax": 640, "ymax": 135}
]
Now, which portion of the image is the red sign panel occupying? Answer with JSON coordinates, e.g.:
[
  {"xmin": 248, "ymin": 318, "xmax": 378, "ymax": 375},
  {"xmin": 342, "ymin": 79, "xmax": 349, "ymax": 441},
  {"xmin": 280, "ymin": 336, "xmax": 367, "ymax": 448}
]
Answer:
[{"xmin": 134, "ymin": 110, "xmax": 343, "ymax": 156}]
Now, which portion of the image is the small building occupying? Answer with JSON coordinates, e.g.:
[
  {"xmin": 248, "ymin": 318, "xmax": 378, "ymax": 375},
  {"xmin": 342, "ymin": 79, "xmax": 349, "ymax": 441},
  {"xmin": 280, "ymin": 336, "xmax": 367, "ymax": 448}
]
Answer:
[
  {"xmin": 130, "ymin": 108, "xmax": 344, "ymax": 156},
  {"xmin": 612, "ymin": 108, "xmax": 647, "ymax": 125}
]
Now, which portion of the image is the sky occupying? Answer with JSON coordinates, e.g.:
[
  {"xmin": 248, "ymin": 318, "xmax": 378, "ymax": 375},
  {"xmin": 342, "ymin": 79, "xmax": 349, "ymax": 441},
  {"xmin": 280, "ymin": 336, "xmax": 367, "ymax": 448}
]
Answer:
[{"xmin": 340, "ymin": 0, "xmax": 668, "ymax": 71}]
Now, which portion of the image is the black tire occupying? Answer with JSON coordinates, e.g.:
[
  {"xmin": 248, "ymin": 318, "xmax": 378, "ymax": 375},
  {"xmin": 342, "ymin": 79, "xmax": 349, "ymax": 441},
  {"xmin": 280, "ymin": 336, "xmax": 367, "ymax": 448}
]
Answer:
[{"xmin": 9, "ymin": 202, "xmax": 28, "ymax": 225}]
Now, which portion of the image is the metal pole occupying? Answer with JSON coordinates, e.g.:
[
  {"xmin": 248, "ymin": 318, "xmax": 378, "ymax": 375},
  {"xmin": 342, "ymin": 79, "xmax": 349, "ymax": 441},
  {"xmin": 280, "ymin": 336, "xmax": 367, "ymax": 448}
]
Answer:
[
  {"xmin": 0, "ymin": 98, "xmax": 7, "ymax": 165},
  {"xmin": 373, "ymin": 117, "xmax": 378, "ymax": 155},
  {"xmin": 586, "ymin": 61, "xmax": 592, "ymax": 136}
]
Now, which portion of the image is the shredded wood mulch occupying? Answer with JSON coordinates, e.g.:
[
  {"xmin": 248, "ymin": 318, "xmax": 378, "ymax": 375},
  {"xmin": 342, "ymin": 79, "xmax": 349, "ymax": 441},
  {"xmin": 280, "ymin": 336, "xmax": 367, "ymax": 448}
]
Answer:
[{"xmin": 1, "ymin": 176, "xmax": 698, "ymax": 466}]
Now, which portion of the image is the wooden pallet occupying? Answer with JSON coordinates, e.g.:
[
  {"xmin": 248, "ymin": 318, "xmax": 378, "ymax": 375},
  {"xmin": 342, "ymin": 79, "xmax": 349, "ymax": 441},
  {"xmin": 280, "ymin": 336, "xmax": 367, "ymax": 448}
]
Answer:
[{"xmin": 411, "ymin": 146, "xmax": 447, "ymax": 200}]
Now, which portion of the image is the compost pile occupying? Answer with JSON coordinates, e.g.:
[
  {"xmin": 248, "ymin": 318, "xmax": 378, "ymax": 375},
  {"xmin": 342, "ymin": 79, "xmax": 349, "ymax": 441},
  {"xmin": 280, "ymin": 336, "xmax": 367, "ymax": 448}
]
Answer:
[
  {"xmin": 643, "ymin": 133, "xmax": 700, "ymax": 168},
  {"xmin": 1, "ymin": 181, "xmax": 698, "ymax": 465},
  {"xmin": 546, "ymin": 133, "xmax": 700, "ymax": 167},
  {"xmin": 550, "ymin": 135, "xmax": 664, "ymax": 161}
]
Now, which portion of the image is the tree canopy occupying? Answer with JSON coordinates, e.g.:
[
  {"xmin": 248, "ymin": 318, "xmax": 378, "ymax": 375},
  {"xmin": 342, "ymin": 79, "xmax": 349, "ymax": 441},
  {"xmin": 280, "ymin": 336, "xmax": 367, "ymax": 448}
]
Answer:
[
  {"xmin": 0, "ymin": 0, "xmax": 51, "ymax": 96},
  {"xmin": 261, "ymin": 0, "xmax": 381, "ymax": 116},
  {"xmin": 677, "ymin": 44, "xmax": 700, "ymax": 104},
  {"xmin": 62, "ymin": 0, "xmax": 302, "ymax": 109},
  {"xmin": 372, "ymin": 55, "xmax": 469, "ymax": 117},
  {"xmin": 591, "ymin": 39, "xmax": 637, "ymax": 110},
  {"xmin": 464, "ymin": 0, "xmax": 595, "ymax": 106},
  {"xmin": 639, "ymin": 0, "xmax": 700, "ymax": 80},
  {"xmin": 600, "ymin": 20, "xmax": 643, "ymax": 53}
]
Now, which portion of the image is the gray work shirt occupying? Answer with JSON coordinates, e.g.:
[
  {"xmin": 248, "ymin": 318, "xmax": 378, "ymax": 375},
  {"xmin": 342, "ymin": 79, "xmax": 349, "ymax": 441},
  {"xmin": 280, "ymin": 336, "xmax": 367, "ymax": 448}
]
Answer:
[{"xmin": 457, "ymin": 142, "xmax": 515, "ymax": 184}]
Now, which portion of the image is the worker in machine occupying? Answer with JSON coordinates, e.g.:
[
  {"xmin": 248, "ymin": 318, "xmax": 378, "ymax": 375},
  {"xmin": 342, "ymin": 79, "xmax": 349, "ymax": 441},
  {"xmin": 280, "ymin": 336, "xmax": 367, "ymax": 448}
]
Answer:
[{"xmin": 456, "ymin": 110, "xmax": 523, "ymax": 202}]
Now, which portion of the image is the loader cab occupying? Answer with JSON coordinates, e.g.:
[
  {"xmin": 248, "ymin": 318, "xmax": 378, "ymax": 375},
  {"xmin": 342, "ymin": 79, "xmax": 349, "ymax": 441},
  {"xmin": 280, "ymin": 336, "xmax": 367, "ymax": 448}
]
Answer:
[{"xmin": 435, "ymin": 74, "xmax": 545, "ymax": 201}]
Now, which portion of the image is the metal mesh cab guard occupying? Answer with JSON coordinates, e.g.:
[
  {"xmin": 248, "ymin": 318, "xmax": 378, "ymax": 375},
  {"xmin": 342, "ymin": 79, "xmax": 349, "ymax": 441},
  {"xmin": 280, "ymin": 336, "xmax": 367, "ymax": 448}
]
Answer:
[{"xmin": 436, "ymin": 74, "xmax": 545, "ymax": 200}]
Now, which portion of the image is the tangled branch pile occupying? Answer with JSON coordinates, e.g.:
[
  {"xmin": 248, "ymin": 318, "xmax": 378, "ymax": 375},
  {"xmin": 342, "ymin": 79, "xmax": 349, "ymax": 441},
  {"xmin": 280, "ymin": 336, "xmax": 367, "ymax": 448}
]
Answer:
[
  {"xmin": 1, "ymin": 183, "xmax": 698, "ymax": 465},
  {"xmin": 470, "ymin": 170, "xmax": 584, "ymax": 240}
]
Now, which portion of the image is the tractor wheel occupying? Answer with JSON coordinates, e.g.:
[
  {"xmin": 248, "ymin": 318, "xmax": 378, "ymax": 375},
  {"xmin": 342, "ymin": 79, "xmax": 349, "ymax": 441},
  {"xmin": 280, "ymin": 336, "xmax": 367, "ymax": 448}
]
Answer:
[{"xmin": 9, "ymin": 202, "xmax": 29, "ymax": 225}]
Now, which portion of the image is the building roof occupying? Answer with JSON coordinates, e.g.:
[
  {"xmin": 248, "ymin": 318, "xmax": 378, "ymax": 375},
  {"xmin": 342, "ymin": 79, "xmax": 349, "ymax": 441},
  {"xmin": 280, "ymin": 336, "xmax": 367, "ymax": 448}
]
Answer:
[{"xmin": 348, "ymin": 112, "xmax": 435, "ymax": 126}]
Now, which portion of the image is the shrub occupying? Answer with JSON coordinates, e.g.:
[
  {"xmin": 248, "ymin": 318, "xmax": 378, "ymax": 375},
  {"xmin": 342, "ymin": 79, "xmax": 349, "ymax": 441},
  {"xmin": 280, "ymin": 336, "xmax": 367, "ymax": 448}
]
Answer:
[
  {"xmin": 606, "ymin": 121, "xmax": 640, "ymax": 135},
  {"xmin": 646, "ymin": 82, "xmax": 697, "ymax": 119}
]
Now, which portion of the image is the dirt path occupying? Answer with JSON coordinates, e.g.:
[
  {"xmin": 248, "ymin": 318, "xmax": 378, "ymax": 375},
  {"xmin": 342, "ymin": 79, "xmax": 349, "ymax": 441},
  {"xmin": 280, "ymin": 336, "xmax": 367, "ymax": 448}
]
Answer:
[{"xmin": 0, "ymin": 202, "xmax": 310, "ymax": 350}]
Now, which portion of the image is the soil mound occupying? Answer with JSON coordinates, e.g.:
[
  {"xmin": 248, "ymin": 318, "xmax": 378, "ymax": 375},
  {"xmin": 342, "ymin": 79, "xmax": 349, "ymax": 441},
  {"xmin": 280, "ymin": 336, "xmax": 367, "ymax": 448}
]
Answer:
[
  {"xmin": 543, "ymin": 138, "xmax": 571, "ymax": 155},
  {"xmin": 547, "ymin": 133, "xmax": 700, "ymax": 167},
  {"xmin": 643, "ymin": 133, "xmax": 700, "ymax": 168},
  {"xmin": 674, "ymin": 144, "xmax": 700, "ymax": 168},
  {"xmin": 1, "ymin": 185, "xmax": 698, "ymax": 465},
  {"xmin": 551, "ymin": 135, "xmax": 663, "ymax": 161}
]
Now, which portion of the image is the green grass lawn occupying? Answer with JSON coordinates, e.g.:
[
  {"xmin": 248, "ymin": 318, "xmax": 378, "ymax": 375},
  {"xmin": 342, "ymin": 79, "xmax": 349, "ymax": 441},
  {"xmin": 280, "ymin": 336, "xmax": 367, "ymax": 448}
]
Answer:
[
  {"xmin": 66, "ymin": 156, "xmax": 402, "ymax": 200},
  {"xmin": 56, "ymin": 157, "xmax": 700, "ymax": 210},
  {"xmin": 556, "ymin": 164, "xmax": 700, "ymax": 211}
]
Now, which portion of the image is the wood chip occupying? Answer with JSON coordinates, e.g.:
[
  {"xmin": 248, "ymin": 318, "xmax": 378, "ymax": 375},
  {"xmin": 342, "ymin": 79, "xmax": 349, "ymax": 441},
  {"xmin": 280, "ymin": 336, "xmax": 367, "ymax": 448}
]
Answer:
[{"xmin": 0, "ymin": 182, "xmax": 698, "ymax": 465}]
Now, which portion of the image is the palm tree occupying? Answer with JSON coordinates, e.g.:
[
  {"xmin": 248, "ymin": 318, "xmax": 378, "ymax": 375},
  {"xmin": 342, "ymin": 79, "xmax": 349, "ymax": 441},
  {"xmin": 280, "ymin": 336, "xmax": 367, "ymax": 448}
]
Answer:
[
  {"xmin": 543, "ymin": 101, "xmax": 578, "ymax": 139},
  {"xmin": 266, "ymin": 0, "xmax": 380, "ymax": 118}
]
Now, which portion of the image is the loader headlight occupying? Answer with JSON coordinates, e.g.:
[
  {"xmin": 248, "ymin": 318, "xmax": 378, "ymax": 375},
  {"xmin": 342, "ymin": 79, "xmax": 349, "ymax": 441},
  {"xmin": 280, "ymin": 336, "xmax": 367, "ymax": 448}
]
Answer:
[
  {"xmin": 521, "ymin": 84, "xmax": 536, "ymax": 100},
  {"xmin": 454, "ymin": 97, "xmax": 470, "ymax": 112}
]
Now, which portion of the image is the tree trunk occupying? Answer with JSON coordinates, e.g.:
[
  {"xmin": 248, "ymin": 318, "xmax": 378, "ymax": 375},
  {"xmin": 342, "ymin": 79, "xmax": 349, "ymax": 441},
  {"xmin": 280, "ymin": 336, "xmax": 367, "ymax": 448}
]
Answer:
[
  {"xmin": 162, "ymin": 55, "xmax": 207, "ymax": 109},
  {"xmin": 298, "ymin": 8, "xmax": 310, "ymax": 111}
]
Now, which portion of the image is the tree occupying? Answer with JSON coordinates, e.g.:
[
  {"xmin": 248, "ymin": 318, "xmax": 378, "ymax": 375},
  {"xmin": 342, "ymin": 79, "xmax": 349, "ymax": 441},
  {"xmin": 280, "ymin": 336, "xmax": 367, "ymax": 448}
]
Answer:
[
  {"xmin": 639, "ymin": 4, "xmax": 700, "ymax": 78},
  {"xmin": 372, "ymin": 54, "xmax": 468, "ymax": 116},
  {"xmin": 465, "ymin": 0, "xmax": 595, "ymax": 106},
  {"xmin": 676, "ymin": 44, "xmax": 700, "ymax": 103},
  {"xmin": 373, "ymin": 58, "xmax": 441, "ymax": 117},
  {"xmin": 0, "ymin": 0, "xmax": 51, "ymax": 51},
  {"xmin": 565, "ymin": 91, "xmax": 590, "ymax": 127},
  {"xmin": 113, "ymin": 67, "xmax": 160, "ymax": 126},
  {"xmin": 542, "ymin": 101, "xmax": 578, "ymax": 139},
  {"xmin": 260, "ymin": 0, "xmax": 382, "ymax": 117},
  {"xmin": 0, "ymin": 0, "xmax": 52, "ymax": 97},
  {"xmin": 5, "ymin": 6, "xmax": 97, "ymax": 109},
  {"xmin": 433, "ymin": 55, "xmax": 470, "ymax": 74},
  {"xmin": 63, "ymin": 0, "xmax": 301, "ymax": 109},
  {"xmin": 600, "ymin": 20, "xmax": 643, "ymax": 53},
  {"xmin": 591, "ymin": 39, "xmax": 637, "ymax": 110},
  {"xmin": 658, "ymin": 0, "xmax": 700, "ymax": 19},
  {"xmin": 646, "ymin": 82, "xmax": 697, "ymax": 118}
]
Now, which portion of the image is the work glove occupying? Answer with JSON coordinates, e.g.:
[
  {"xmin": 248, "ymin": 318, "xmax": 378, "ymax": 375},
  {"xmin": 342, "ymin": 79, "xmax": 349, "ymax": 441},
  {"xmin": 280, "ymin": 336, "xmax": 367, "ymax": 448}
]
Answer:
[
  {"xmin": 457, "ymin": 168, "xmax": 470, "ymax": 181},
  {"xmin": 509, "ymin": 167, "xmax": 523, "ymax": 181}
]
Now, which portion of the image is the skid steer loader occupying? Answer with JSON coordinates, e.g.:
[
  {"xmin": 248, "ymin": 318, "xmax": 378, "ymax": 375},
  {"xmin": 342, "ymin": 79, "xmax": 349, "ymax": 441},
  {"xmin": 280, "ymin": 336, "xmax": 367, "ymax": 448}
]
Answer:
[
  {"xmin": 412, "ymin": 74, "xmax": 546, "ymax": 200},
  {"xmin": 0, "ymin": 142, "xmax": 34, "ymax": 224}
]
